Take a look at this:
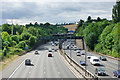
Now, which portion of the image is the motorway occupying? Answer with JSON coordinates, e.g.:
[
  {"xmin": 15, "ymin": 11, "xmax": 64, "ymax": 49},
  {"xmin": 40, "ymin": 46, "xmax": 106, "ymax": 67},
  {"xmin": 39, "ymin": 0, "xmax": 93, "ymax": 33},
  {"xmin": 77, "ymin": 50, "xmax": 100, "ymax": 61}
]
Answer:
[
  {"xmin": 1, "ymin": 42, "xmax": 77, "ymax": 79},
  {"xmin": 63, "ymin": 41, "xmax": 118, "ymax": 79}
]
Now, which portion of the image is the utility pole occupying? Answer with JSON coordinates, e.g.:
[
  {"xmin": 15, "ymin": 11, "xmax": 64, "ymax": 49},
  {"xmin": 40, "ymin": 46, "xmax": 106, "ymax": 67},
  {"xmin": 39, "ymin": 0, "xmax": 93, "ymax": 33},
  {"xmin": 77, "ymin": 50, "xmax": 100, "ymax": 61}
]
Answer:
[{"xmin": 11, "ymin": 18, "xmax": 13, "ymax": 35}]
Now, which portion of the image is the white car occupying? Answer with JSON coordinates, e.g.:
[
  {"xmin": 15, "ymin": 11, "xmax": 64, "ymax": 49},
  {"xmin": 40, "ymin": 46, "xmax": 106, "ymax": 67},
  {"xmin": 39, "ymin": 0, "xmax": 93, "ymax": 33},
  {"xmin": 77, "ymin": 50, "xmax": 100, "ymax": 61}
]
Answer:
[
  {"xmin": 81, "ymin": 50, "xmax": 85, "ymax": 55},
  {"xmin": 90, "ymin": 56, "xmax": 100, "ymax": 65},
  {"xmin": 76, "ymin": 50, "xmax": 81, "ymax": 56},
  {"xmin": 48, "ymin": 48, "xmax": 52, "ymax": 52}
]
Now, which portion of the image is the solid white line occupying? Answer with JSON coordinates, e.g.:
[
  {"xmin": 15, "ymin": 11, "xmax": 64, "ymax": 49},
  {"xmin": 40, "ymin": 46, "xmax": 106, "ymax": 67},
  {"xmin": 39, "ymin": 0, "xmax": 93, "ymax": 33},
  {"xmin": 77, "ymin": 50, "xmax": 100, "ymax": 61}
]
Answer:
[{"xmin": 8, "ymin": 59, "xmax": 25, "ymax": 78}]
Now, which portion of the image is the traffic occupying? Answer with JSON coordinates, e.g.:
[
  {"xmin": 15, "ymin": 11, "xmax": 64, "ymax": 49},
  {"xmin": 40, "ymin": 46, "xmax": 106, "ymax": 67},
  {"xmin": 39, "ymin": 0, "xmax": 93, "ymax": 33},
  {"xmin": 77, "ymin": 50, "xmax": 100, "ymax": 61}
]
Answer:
[{"xmin": 62, "ymin": 39, "xmax": 119, "ymax": 79}]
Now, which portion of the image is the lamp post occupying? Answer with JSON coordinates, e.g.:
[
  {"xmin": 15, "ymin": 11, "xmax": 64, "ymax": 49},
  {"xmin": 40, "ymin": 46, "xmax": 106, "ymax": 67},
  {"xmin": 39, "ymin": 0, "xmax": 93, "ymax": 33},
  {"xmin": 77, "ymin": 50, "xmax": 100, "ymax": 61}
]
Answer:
[
  {"xmin": 83, "ymin": 21, "xmax": 96, "ymax": 76},
  {"xmin": 11, "ymin": 18, "xmax": 13, "ymax": 35}
]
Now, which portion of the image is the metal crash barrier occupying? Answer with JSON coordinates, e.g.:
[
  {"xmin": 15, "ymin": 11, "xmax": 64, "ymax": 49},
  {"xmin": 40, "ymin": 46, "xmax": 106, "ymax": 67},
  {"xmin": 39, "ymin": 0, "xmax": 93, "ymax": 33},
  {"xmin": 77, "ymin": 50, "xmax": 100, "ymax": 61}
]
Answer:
[{"xmin": 59, "ymin": 49, "xmax": 98, "ymax": 80}]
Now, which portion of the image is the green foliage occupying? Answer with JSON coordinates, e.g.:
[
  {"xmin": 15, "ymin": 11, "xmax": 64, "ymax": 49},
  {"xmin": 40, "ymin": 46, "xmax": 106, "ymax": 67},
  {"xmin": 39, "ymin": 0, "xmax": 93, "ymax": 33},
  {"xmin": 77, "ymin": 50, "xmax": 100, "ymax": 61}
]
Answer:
[
  {"xmin": 11, "ymin": 35, "xmax": 19, "ymax": 43},
  {"xmin": 27, "ymin": 27, "xmax": 38, "ymax": 36},
  {"xmin": 2, "ymin": 24, "xmax": 11, "ymax": 34},
  {"xmin": 2, "ymin": 32, "xmax": 11, "ymax": 42},
  {"xmin": 21, "ymin": 32, "xmax": 32, "ymax": 40},
  {"xmin": 29, "ymin": 36, "xmax": 37, "ymax": 47},
  {"xmin": 15, "ymin": 41, "xmax": 26, "ymax": 50},
  {"xmin": 1, "ymin": 22, "xmax": 67, "ymax": 60},
  {"xmin": 95, "ymin": 22, "xmax": 120, "ymax": 58},
  {"xmin": 11, "ymin": 41, "xmax": 17, "ymax": 47},
  {"xmin": 86, "ymin": 33, "xmax": 97, "ymax": 50},
  {"xmin": 112, "ymin": 1, "xmax": 120, "ymax": 23},
  {"xmin": 2, "ymin": 47, "xmax": 9, "ymax": 57},
  {"xmin": 83, "ymin": 20, "xmax": 110, "ymax": 50},
  {"xmin": 3, "ymin": 41, "xmax": 10, "ymax": 48},
  {"xmin": 75, "ymin": 15, "xmax": 120, "ymax": 58}
]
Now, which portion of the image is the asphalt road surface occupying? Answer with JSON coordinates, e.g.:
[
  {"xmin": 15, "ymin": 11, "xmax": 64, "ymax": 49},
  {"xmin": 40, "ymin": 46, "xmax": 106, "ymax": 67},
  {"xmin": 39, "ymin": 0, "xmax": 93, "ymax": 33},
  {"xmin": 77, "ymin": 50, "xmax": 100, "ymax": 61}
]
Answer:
[
  {"xmin": 1, "ymin": 42, "xmax": 77, "ymax": 79},
  {"xmin": 63, "ymin": 41, "xmax": 118, "ymax": 79}
]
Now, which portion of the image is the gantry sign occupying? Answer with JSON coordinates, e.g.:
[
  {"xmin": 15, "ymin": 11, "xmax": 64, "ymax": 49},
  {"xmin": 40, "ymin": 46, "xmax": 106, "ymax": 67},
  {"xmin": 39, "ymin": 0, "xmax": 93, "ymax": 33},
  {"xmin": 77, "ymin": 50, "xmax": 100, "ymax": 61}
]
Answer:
[
  {"xmin": 38, "ymin": 33, "xmax": 85, "ymax": 50},
  {"xmin": 52, "ymin": 33, "xmax": 85, "ymax": 50}
]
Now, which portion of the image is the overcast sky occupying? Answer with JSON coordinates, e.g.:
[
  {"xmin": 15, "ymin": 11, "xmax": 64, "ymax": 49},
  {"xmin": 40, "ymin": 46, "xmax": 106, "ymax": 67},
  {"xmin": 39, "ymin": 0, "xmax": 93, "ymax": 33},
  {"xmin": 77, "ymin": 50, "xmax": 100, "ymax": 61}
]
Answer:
[{"xmin": 0, "ymin": 0, "xmax": 116, "ymax": 25}]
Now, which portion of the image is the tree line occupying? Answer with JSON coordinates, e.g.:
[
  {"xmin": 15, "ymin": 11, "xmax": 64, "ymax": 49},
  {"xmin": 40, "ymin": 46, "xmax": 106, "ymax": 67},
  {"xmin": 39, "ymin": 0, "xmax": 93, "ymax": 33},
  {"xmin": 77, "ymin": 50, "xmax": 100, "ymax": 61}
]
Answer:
[
  {"xmin": 0, "ymin": 22, "xmax": 67, "ymax": 60},
  {"xmin": 75, "ymin": 1, "xmax": 120, "ymax": 58}
]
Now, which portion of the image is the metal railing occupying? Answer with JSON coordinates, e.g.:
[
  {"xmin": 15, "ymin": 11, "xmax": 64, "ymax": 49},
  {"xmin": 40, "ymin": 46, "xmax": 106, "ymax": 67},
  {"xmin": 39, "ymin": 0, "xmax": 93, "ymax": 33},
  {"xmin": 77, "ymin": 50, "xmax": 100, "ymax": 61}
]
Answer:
[{"xmin": 59, "ymin": 49, "xmax": 98, "ymax": 80}]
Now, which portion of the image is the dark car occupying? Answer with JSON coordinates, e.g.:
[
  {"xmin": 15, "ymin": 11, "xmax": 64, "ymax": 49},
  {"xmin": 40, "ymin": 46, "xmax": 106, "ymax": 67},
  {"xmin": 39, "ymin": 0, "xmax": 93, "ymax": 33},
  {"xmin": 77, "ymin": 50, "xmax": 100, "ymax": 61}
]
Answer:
[
  {"xmin": 80, "ymin": 61, "xmax": 86, "ymax": 66},
  {"xmin": 35, "ymin": 50, "xmax": 39, "ymax": 54},
  {"xmin": 48, "ymin": 53, "xmax": 52, "ymax": 57},
  {"xmin": 95, "ymin": 68, "xmax": 106, "ymax": 76},
  {"xmin": 100, "ymin": 56, "xmax": 107, "ymax": 61},
  {"xmin": 25, "ymin": 59, "xmax": 31, "ymax": 65},
  {"xmin": 54, "ymin": 49, "xmax": 57, "ymax": 52},
  {"xmin": 113, "ymin": 70, "xmax": 120, "ymax": 78},
  {"xmin": 87, "ymin": 54, "xmax": 93, "ymax": 59}
]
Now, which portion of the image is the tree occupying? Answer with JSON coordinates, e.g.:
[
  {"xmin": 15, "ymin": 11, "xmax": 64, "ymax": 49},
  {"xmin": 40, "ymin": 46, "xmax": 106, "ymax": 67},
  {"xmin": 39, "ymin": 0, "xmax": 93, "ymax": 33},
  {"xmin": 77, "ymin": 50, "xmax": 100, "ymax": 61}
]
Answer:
[
  {"xmin": 87, "ymin": 16, "xmax": 92, "ymax": 22},
  {"xmin": 21, "ymin": 32, "xmax": 32, "ymax": 40},
  {"xmin": 11, "ymin": 35, "xmax": 19, "ymax": 43},
  {"xmin": 29, "ymin": 36, "xmax": 37, "ymax": 47},
  {"xmin": 112, "ymin": 1, "xmax": 120, "ymax": 23},
  {"xmin": 2, "ymin": 24, "xmax": 11, "ymax": 34},
  {"xmin": 78, "ymin": 19, "xmax": 84, "ymax": 27},
  {"xmin": 27, "ymin": 27, "xmax": 38, "ymax": 36},
  {"xmin": 2, "ymin": 32, "xmax": 11, "ymax": 42},
  {"xmin": 97, "ymin": 17, "xmax": 101, "ymax": 21},
  {"xmin": 44, "ymin": 22, "xmax": 50, "ymax": 27},
  {"xmin": 15, "ymin": 41, "xmax": 26, "ymax": 50},
  {"xmin": 86, "ymin": 33, "xmax": 97, "ymax": 50},
  {"xmin": 34, "ymin": 22, "xmax": 39, "ymax": 27}
]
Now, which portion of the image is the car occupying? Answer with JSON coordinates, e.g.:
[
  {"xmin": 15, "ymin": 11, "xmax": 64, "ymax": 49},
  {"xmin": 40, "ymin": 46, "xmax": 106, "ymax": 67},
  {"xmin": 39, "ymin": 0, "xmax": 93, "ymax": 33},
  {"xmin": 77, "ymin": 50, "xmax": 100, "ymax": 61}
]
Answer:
[
  {"xmin": 54, "ymin": 49, "xmax": 57, "ymax": 52},
  {"xmin": 95, "ymin": 68, "xmax": 106, "ymax": 76},
  {"xmin": 81, "ymin": 50, "xmax": 85, "ymax": 55},
  {"xmin": 48, "ymin": 53, "xmax": 52, "ymax": 57},
  {"xmin": 52, "ymin": 48, "xmax": 54, "ymax": 51},
  {"xmin": 113, "ymin": 70, "xmax": 120, "ymax": 78},
  {"xmin": 76, "ymin": 50, "xmax": 81, "ymax": 56},
  {"xmin": 48, "ymin": 48, "xmax": 52, "ymax": 52},
  {"xmin": 90, "ymin": 56, "xmax": 100, "ymax": 65},
  {"xmin": 80, "ymin": 61, "xmax": 86, "ymax": 66},
  {"xmin": 74, "ymin": 46, "xmax": 78, "ymax": 51},
  {"xmin": 100, "ymin": 56, "xmax": 107, "ymax": 61},
  {"xmin": 76, "ymin": 52, "xmax": 81, "ymax": 56},
  {"xmin": 87, "ymin": 54, "xmax": 93, "ymax": 59},
  {"xmin": 35, "ymin": 50, "xmax": 39, "ymax": 54},
  {"xmin": 25, "ymin": 59, "xmax": 31, "ymax": 65},
  {"xmin": 52, "ymin": 43, "xmax": 55, "ymax": 46},
  {"xmin": 66, "ymin": 45, "xmax": 70, "ymax": 49}
]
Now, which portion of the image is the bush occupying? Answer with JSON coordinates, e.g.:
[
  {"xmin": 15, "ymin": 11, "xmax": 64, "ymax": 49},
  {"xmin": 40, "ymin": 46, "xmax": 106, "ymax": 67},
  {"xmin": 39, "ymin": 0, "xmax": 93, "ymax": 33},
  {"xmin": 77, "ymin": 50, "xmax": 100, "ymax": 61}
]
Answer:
[
  {"xmin": 11, "ymin": 35, "xmax": 19, "ymax": 43},
  {"xmin": 86, "ymin": 33, "xmax": 97, "ymax": 50},
  {"xmin": 11, "ymin": 41, "xmax": 17, "ymax": 47},
  {"xmin": 94, "ymin": 43, "xmax": 103, "ymax": 52},
  {"xmin": 3, "ymin": 41, "xmax": 10, "ymax": 48},
  {"xmin": 15, "ymin": 41, "xmax": 26, "ymax": 50},
  {"xmin": 13, "ymin": 48, "xmax": 24, "ymax": 55},
  {"xmin": 29, "ymin": 36, "xmax": 37, "ymax": 47},
  {"xmin": 21, "ymin": 32, "xmax": 32, "ymax": 40}
]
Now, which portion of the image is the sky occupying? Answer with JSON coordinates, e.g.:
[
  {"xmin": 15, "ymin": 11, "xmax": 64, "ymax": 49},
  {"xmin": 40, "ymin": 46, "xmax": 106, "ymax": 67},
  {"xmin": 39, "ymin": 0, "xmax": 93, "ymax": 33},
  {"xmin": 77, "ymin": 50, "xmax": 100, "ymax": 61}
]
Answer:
[{"xmin": 0, "ymin": 0, "xmax": 117, "ymax": 25}]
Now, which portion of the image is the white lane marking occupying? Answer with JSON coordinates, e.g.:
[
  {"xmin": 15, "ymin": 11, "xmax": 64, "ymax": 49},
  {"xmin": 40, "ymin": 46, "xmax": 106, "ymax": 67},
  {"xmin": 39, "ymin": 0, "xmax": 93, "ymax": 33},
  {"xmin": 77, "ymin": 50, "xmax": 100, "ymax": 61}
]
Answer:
[
  {"xmin": 29, "ymin": 71, "xmax": 31, "ymax": 74},
  {"xmin": 44, "ymin": 72, "xmax": 46, "ymax": 74},
  {"xmin": 58, "ymin": 72, "xmax": 60, "ymax": 74},
  {"xmin": 8, "ymin": 59, "xmax": 25, "ymax": 78}
]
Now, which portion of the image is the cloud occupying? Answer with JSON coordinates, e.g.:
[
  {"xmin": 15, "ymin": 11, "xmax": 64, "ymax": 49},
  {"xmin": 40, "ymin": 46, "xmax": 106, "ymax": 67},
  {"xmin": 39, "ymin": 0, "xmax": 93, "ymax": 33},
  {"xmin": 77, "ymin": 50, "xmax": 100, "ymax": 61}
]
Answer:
[
  {"xmin": 1, "ymin": 0, "xmax": 116, "ymax": 2},
  {"xmin": 1, "ymin": 1, "xmax": 115, "ymax": 25}
]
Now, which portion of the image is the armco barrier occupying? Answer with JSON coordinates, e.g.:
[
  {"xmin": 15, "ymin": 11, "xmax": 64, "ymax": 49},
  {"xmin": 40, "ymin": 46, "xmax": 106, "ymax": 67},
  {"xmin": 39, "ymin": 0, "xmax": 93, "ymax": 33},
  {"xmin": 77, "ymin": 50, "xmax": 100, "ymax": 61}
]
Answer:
[{"xmin": 59, "ymin": 49, "xmax": 98, "ymax": 80}]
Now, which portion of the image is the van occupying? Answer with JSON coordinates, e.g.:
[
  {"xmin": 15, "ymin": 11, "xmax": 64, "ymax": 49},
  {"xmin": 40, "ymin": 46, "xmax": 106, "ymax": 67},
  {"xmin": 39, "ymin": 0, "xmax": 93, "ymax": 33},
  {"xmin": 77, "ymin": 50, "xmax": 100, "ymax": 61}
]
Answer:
[{"xmin": 90, "ymin": 56, "xmax": 100, "ymax": 65}]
